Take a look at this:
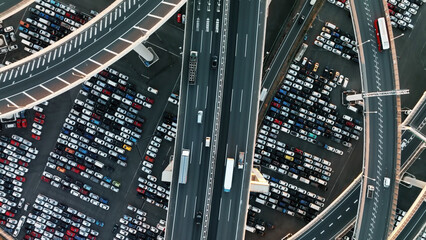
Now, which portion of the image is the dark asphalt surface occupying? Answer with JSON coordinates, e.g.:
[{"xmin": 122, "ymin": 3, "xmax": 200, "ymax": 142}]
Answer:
[
  {"xmin": 206, "ymin": 0, "xmax": 266, "ymax": 239},
  {"xmin": 0, "ymin": 14, "xmax": 185, "ymax": 239},
  {"xmin": 0, "ymin": 0, "xmax": 178, "ymax": 117},
  {"xmin": 352, "ymin": 1, "xmax": 398, "ymax": 239},
  {"xmin": 0, "ymin": 0, "xmax": 18, "ymax": 14},
  {"xmin": 165, "ymin": 1, "xmax": 222, "ymax": 239},
  {"xmin": 396, "ymin": 201, "xmax": 426, "ymax": 240}
]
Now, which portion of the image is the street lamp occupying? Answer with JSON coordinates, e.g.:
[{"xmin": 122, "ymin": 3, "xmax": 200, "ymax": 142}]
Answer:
[
  {"xmin": 71, "ymin": 72, "xmax": 86, "ymax": 78},
  {"xmin": 357, "ymin": 39, "xmax": 371, "ymax": 47},
  {"xmin": 391, "ymin": 33, "xmax": 404, "ymax": 40}
]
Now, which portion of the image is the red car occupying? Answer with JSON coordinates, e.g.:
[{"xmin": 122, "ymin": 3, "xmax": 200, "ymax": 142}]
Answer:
[
  {"xmin": 34, "ymin": 117, "xmax": 45, "ymax": 124},
  {"xmin": 87, "ymin": 235, "xmax": 97, "ymax": 240},
  {"xmin": 31, "ymin": 134, "xmax": 40, "ymax": 140},
  {"xmin": 77, "ymin": 164, "xmax": 86, "ymax": 171},
  {"xmin": 102, "ymin": 89, "xmax": 111, "ymax": 96},
  {"xmin": 132, "ymin": 102, "xmax": 142, "ymax": 110},
  {"xmin": 24, "ymin": 235, "xmax": 35, "ymax": 240},
  {"xmin": 271, "ymin": 102, "xmax": 281, "ymax": 108},
  {"xmin": 35, "ymin": 112, "xmax": 45, "ymax": 119},
  {"xmin": 15, "ymin": 176, "xmax": 26, "ymax": 182},
  {"xmin": 10, "ymin": 140, "xmax": 20, "ymax": 147},
  {"xmin": 389, "ymin": 9, "xmax": 395, "ymax": 15},
  {"xmin": 294, "ymin": 148, "xmax": 303, "ymax": 155},
  {"xmin": 22, "ymin": 119, "xmax": 27, "ymax": 128},
  {"xmin": 5, "ymin": 211, "xmax": 15, "ymax": 217},
  {"xmin": 99, "ymin": 70, "xmax": 109, "ymax": 77},
  {"xmin": 70, "ymin": 226, "xmax": 79, "ymax": 233},
  {"xmin": 45, "ymin": 227, "xmax": 54, "ymax": 233},
  {"xmin": 66, "ymin": 230, "xmax": 76, "ymax": 237},
  {"xmin": 0, "ymin": 159, "xmax": 10, "ymax": 164},
  {"xmin": 273, "ymin": 119, "xmax": 283, "ymax": 125},
  {"xmin": 345, "ymin": 121, "xmax": 355, "ymax": 128},
  {"xmin": 177, "ymin": 13, "xmax": 182, "ymax": 23},
  {"xmin": 133, "ymin": 121, "xmax": 142, "ymax": 128},
  {"xmin": 136, "ymin": 187, "xmax": 145, "ymax": 194},
  {"xmin": 91, "ymin": 113, "xmax": 101, "ymax": 120},
  {"xmin": 79, "ymin": 188, "xmax": 88, "ymax": 195},
  {"xmin": 16, "ymin": 119, "xmax": 22, "ymax": 128},
  {"xmin": 145, "ymin": 155, "xmax": 154, "ymax": 163},
  {"xmin": 63, "ymin": 235, "xmax": 73, "ymax": 240},
  {"xmin": 30, "ymin": 232, "xmax": 41, "ymax": 238},
  {"xmin": 0, "ymin": 220, "xmax": 5, "ymax": 225},
  {"xmin": 388, "ymin": 3, "xmax": 394, "ymax": 9},
  {"xmin": 18, "ymin": 160, "xmax": 29, "ymax": 167},
  {"xmin": 71, "ymin": 167, "xmax": 80, "ymax": 174},
  {"xmin": 41, "ymin": 176, "xmax": 51, "ymax": 183},
  {"xmin": 117, "ymin": 84, "xmax": 126, "ymax": 91},
  {"xmin": 146, "ymin": 97, "xmax": 154, "ymax": 104}
]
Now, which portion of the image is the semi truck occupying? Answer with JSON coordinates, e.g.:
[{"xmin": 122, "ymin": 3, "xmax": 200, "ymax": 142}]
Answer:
[
  {"xmin": 224, "ymin": 158, "xmax": 235, "ymax": 192},
  {"xmin": 179, "ymin": 149, "xmax": 190, "ymax": 184},
  {"xmin": 188, "ymin": 51, "xmax": 198, "ymax": 85}
]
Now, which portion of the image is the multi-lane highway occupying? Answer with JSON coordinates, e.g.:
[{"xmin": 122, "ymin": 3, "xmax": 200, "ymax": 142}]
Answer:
[
  {"xmin": 0, "ymin": 0, "xmax": 184, "ymax": 118},
  {"xmin": 351, "ymin": 0, "xmax": 399, "ymax": 239},
  {"xmin": 165, "ymin": 0, "xmax": 224, "ymax": 239},
  {"xmin": 206, "ymin": 0, "xmax": 267, "ymax": 239},
  {"xmin": 394, "ymin": 197, "xmax": 426, "ymax": 240}
]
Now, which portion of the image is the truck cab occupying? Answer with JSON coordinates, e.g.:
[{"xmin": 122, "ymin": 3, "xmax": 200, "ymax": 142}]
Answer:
[{"xmin": 367, "ymin": 185, "xmax": 375, "ymax": 198}]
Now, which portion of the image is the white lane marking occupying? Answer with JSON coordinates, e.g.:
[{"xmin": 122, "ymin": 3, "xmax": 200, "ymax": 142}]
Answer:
[
  {"xmin": 133, "ymin": 26, "xmax": 148, "ymax": 31},
  {"xmin": 218, "ymin": 198, "xmax": 223, "ymax": 220},
  {"xmin": 118, "ymin": 37, "xmax": 133, "ymax": 44},
  {"xmin": 235, "ymin": 33, "xmax": 238, "ymax": 56},
  {"xmin": 329, "ymin": 222, "xmax": 333, "ymax": 227},
  {"xmin": 104, "ymin": 48, "xmax": 118, "ymax": 55},
  {"xmin": 244, "ymin": 34, "xmax": 248, "ymax": 57},
  {"xmin": 204, "ymin": 86, "xmax": 208, "ymax": 109},
  {"xmin": 199, "ymin": 141, "xmax": 203, "ymax": 165},
  {"xmin": 346, "ymin": 207, "xmax": 350, "ymax": 212},
  {"xmin": 200, "ymin": 31, "xmax": 204, "ymax": 53},
  {"xmin": 193, "ymin": 196, "xmax": 197, "ymax": 216},
  {"xmin": 337, "ymin": 215, "xmax": 341, "ymax": 220},
  {"xmin": 209, "ymin": 31, "xmax": 213, "ymax": 54},
  {"xmin": 56, "ymin": 77, "xmax": 70, "ymax": 85},
  {"xmin": 183, "ymin": 195, "xmax": 188, "ymax": 218},
  {"xmin": 239, "ymin": 89, "xmax": 243, "ymax": 112},
  {"xmin": 195, "ymin": 85, "xmax": 199, "ymax": 108},
  {"xmin": 72, "ymin": 68, "xmax": 87, "ymax": 76},
  {"xmin": 40, "ymin": 85, "xmax": 53, "ymax": 93},
  {"xmin": 230, "ymin": 89, "xmax": 234, "ymax": 112},
  {"xmin": 147, "ymin": 13, "xmax": 162, "ymax": 19},
  {"xmin": 88, "ymin": 58, "xmax": 102, "ymax": 65},
  {"xmin": 23, "ymin": 92, "xmax": 36, "ymax": 101},
  {"xmin": 189, "ymin": 141, "xmax": 194, "ymax": 164},
  {"xmin": 228, "ymin": 199, "xmax": 232, "ymax": 221}
]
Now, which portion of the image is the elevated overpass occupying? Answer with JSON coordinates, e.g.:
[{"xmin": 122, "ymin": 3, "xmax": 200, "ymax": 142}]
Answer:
[
  {"xmin": 351, "ymin": 0, "xmax": 402, "ymax": 239},
  {"xmin": 0, "ymin": 0, "xmax": 185, "ymax": 118}
]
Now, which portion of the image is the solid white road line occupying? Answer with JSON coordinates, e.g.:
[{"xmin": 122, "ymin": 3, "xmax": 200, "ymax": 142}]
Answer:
[
  {"xmin": 56, "ymin": 77, "xmax": 70, "ymax": 85},
  {"xmin": 235, "ymin": 33, "xmax": 238, "ymax": 56},
  {"xmin": 218, "ymin": 198, "xmax": 223, "ymax": 220},
  {"xmin": 193, "ymin": 196, "xmax": 197, "ymax": 216},
  {"xmin": 133, "ymin": 26, "xmax": 148, "ymax": 31},
  {"xmin": 228, "ymin": 199, "xmax": 232, "ymax": 221},
  {"xmin": 104, "ymin": 48, "xmax": 118, "ymax": 55},
  {"xmin": 195, "ymin": 85, "xmax": 199, "ymax": 108},
  {"xmin": 118, "ymin": 37, "xmax": 133, "ymax": 44},
  {"xmin": 244, "ymin": 34, "xmax": 248, "ymax": 57},
  {"xmin": 23, "ymin": 92, "xmax": 36, "ymax": 101},
  {"xmin": 204, "ymin": 86, "xmax": 208, "ymax": 109},
  {"xmin": 239, "ymin": 89, "xmax": 243, "ymax": 112},
  {"xmin": 88, "ymin": 58, "xmax": 102, "ymax": 65},
  {"xmin": 230, "ymin": 89, "xmax": 234, "ymax": 112},
  {"xmin": 189, "ymin": 141, "xmax": 194, "ymax": 164},
  {"xmin": 199, "ymin": 142, "xmax": 203, "ymax": 165},
  {"xmin": 40, "ymin": 85, "xmax": 53, "ymax": 93},
  {"xmin": 209, "ymin": 31, "xmax": 213, "ymax": 54},
  {"xmin": 200, "ymin": 31, "xmax": 204, "ymax": 53},
  {"xmin": 184, "ymin": 195, "xmax": 188, "ymax": 218}
]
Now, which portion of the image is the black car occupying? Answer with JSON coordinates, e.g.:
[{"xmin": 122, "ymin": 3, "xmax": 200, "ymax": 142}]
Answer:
[
  {"xmin": 211, "ymin": 56, "xmax": 218, "ymax": 69},
  {"xmin": 195, "ymin": 211, "xmax": 203, "ymax": 224}
]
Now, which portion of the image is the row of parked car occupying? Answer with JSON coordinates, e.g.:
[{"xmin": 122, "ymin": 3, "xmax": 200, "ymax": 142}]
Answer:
[
  {"xmin": 267, "ymin": 59, "xmax": 362, "ymax": 156},
  {"xmin": 137, "ymin": 174, "xmax": 169, "ymax": 211},
  {"xmin": 0, "ymin": 135, "xmax": 37, "ymax": 233},
  {"xmin": 314, "ymin": 22, "xmax": 359, "ymax": 63},
  {"xmin": 19, "ymin": 0, "xmax": 89, "ymax": 53},
  {"xmin": 255, "ymin": 126, "xmax": 333, "ymax": 189},
  {"xmin": 252, "ymin": 175, "xmax": 326, "ymax": 223},
  {"xmin": 31, "ymin": 105, "xmax": 47, "ymax": 141},
  {"xmin": 40, "ymin": 169, "xmax": 111, "ymax": 210},
  {"xmin": 113, "ymin": 204, "xmax": 164, "ymax": 240},
  {"xmin": 387, "ymin": 0, "xmax": 421, "ymax": 31},
  {"xmin": 245, "ymin": 205, "xmax": 276, "ymax": 236},
  {"xmin": 0, "ymin": 25, "xmax": 18, "ymax": 54},
  {"xmin": 22, "ymin": 194, "xmax": 102, "ymax": 240}
]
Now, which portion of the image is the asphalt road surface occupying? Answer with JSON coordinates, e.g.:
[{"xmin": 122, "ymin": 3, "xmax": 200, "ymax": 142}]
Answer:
[
  {"xmin": 395, "ymin": 201, "xmax": 426, "ymax": 240},
  {"xmin": 352, "ymin": 1, "xmax": 398, "ymax": 239},
  {"xmin": 165, "ymin": 0, "xmax": 222, "ymax": 239},
  {"xmin": 206, "ymin": 0, "xmax": 266, "ymax": 239}
]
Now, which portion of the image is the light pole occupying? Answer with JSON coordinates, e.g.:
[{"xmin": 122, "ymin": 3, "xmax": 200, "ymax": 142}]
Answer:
[
  {"xmin": 357, "ymin": 39, "xmax": 371, "ymax": 47},
  {"xmin": 71, "ymin": 72, "xmax": 86, "ymax": 78},
  {"xmin": 392, "ymin": 33, "xmax": 404, "ymax": 40}
]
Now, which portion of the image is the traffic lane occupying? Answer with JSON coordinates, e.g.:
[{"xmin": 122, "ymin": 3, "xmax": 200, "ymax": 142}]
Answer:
[
  {"xmin": 298, "ymin": 185, "xmax": 360, "ymax": 240},
  {"xmin": 261, "ymin": 0, "xmax": 312, "ymax": 91},
  {"xmin": 396, "ymin": 203, "xmax": 426, "ymax": 240},
  {"xmin": 0, "ymin": 0, "xmax": 162, "ymax": 100},
  {"xmin": 0, "ymin": 0, "xmax": 19, "ymax": 13}
]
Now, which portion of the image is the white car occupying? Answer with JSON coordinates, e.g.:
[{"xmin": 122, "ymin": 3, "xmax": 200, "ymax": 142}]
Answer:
[
  {"xmin": 168, "ymin": 97, "xmax": 178, "ymax": 105},
  {"xmin": 147, "ymin": 87, "xmax": 158, "ymax": 94},
  {"xmin": 141, "ymin": 166, "xmax": 152, "ymax": 174},
  {"xmin": 143, "ymin": 161, "xmax": 153, "ymax": 168},
  {"xmin": 31, "ymin": 128, "xmax": 42, "ymax": 135},
  {"xmin": 323, "ymin": 44, "xmax": 333, "ymax": 51},
  {"xmin": 33, "ymin": 106, "xmax": 43, "ymax": 112},
  {"xmin": 146, "ymin": 150, "xmax": 156, "ymax": 158}
]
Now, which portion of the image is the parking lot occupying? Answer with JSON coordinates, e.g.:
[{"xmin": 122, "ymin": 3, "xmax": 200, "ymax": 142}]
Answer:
[
  {"xmin": 246, "ymin": 2, "xmax": 365, "ymax": 238},
  {"xmin": 0, "ymin": 2, "xmax": 185, "ymax": 236}
]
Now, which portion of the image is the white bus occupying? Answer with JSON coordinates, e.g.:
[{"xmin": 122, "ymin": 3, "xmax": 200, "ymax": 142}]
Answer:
[
  {"xmin": 179, "ymin": 149, "xmax": 190, "ymax": 184},
  {"xmin": 224, "ymin": 158, "xmax": 234, "ymax": 192},
  {"xmin": 374, "ymin": 17, "xmax": 389, "ymax": 51}
]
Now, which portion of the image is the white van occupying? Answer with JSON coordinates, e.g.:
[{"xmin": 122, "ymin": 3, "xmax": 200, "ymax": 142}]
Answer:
[
  {"xmin": 343, "ymin": 78, "xmax": 349, "ymax": 88},
  {"xmin": 205, "ymin": 137, "xmax": 211, "ymax": 147},
  {"xmin": 309, "ymin": 203, "xmax": 321, "ymax": 211},
  {"xmin": 347, "ymin": 105, "xmax": 358, "ymax": 113},
  {"xmin": 21, "ymin": 39, "xmax": 33, "ymax": 48},
  {"xmin": 255, "ymin": 197, "xmax": 266, "ymax": 205},
  {"xmin": 259, "ymin": 88, "xmax": 267, "ymax": 102},
  {"xmin": 245, "ymin": 225, "xmax": 256, "ymax": 233},
  {"xmin": 325, "ymin": 22, "xmax": 337, "ymax": 30},
  {"xmin": 197, "ymin": 111, "xmax": 203, "ymax": 124}
]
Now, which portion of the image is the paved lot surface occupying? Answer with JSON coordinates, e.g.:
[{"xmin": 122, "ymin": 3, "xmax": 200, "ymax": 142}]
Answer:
[
  {"xmin": 245, "ymin": 3, "xmax": 364, "ymax": 240},
  {"xmin": 0, "ymin": 15, "xmax": 184, "ymax": 238}
]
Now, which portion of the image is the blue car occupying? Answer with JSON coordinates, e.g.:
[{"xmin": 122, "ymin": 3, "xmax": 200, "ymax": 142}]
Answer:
[
  {"xmin": 18, "ymin": 26, "xmax": 28, "ymax": 33},
  {"xmin": 270, "ymin": 176, "xmax": 279, "ymax": 183},
  {"xmin": 279, "ymin": 89, "xmax": 287, "ymax": 95},
  {"xmin": 90, "ymin": 118, "xmax": 100, "ymax": 125},
  {"xmin": 295, "ymin": 123, "xmax": 304, "ymax": 129},
  {"xmin": 83, "ymin": 184, "xmax": 92, "ymax": 191},
  {"xmin": 118, "ymin": 154, "xmax": 127, "ymax": 161},
  {"xmin": 99, "ymin": 197, "xmax": 109, "ymax": 204},
  {"xmin": 270, "ymin": 106, "xmax": 279, "ymax": 113},
  {"xmin": 125, "ymin": 94, "xmax": 134, "ymax": 101},
  {"xmin": 82, "ymin": 85, "xmax": 90, "ymax": 92},
  {"xmin": 50, "ymin": 23, "xmax": 61, "ymax": 30},
  {"xmin": 273, "ymin": 97, "xmax": 282, "ymax": 104},
  {"xmin": 95, "ymin": 220, "xmax": 105, "ymax": 227},
  {"xmin": 129, "ymin": 136, "xmax": 137, "ymax": 143},
  {"xmin": 282, "ymin": 101, "xmax": 291, "ymax": 107},
  {"xmin": 317, "ymin": 126, "xmax": 325, "ymax": 132},
  {"xmin": 62, "ymin": 128, "xmax": 70, "ymax": 135},
  {"xmin": 334, "ymin": 44, "xmax": 344, "ymax": 51},
  {"xmin": 103, "ymin": 176, "xmax": 112, "ymax": 183},
  {"xmin": 78, "ymin": 148, "xmax": 88, "ymax": 155},
  {"xmin": 75, "ymin": 152, "xmax": 84, "ymax": 159},
  {"xmin": 83, "ymin": 132, "xmax": 94, "ymax": 140}
]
